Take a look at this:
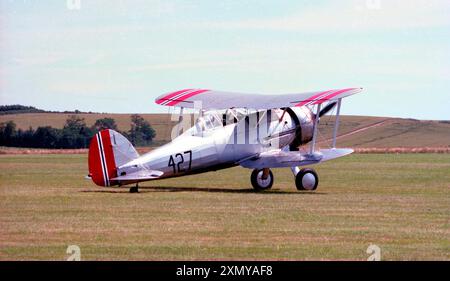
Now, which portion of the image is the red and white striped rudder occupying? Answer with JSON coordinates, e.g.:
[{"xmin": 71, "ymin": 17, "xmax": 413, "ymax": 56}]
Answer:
[{"xmin": 88, "ymin": 129, "xmax": 139, "ymax": 187}]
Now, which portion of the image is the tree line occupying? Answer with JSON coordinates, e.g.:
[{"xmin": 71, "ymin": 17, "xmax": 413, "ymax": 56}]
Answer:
[
  {"xmin": 0, "ymin": 104, "xmax": 98, "ymax": 115},
  {"xmin": 0, "ymin": 105, "xmax": 46, "ymax": 115},
  {"xmin": 0, "ymin": 114, "xmax": 156, "ymax": 148}
]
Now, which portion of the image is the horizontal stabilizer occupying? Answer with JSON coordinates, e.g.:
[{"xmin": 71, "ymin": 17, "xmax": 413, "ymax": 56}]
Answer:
[
  {"xmin": 239, "ymin": 148, "xmax": 353, "ymax": 169},
  {"xmin": 111, "ymin": 170, "xmax": 164, "ymax": 181}
]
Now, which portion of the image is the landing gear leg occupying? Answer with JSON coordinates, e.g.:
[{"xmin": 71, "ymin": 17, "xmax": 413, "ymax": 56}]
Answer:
[
  {"xmin": 290, "ymin": 166, "xmax": 301, "ymax": 177},
  {"xmin": 129, "ymin": 183, "xmax": 139, "ymax": 193}
]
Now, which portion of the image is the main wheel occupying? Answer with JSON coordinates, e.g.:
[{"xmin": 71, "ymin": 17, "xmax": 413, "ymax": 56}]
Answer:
[
  {"xmin": 251, "ymin": 169, "xmax": 274, "ymax": 191},
  {"xmin": 295, "ymin": 168, "xmax": 318, "ymax": 191}
]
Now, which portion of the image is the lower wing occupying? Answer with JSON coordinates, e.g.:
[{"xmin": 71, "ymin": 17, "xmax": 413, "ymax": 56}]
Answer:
[{"xmin": 238, "ymin": 148, "xmax": 353, "ymax": 169}]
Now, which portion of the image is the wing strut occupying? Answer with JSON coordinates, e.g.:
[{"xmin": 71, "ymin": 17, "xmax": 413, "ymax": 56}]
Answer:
[
  {"xmin": 332, "ymin": 98, "xmax": 342, "ymax": 148},
  {"xmin": 175, "ymin": 106, "xmax": 184, "ymax": 137},
  {"xmin": 309, "ymin": 103, "xmax": 321, "ymax": 154}
]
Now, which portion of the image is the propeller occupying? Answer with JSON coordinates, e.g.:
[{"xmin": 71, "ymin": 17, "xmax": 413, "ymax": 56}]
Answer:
[{"xmin": 318, "ymin": 102, "xmax": 337, "ymax": 118}]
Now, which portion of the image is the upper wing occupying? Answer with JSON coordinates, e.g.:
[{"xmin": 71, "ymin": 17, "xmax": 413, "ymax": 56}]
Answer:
[
  {"xmin": 238, "ymin": 148, "xmax": 354, "ymax": 169},
  {"xmin": 155, "ymin": 88, "xmax": 362, "ymax": 109}
]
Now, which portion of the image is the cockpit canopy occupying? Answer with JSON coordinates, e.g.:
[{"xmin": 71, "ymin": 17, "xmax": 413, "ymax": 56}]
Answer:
[
  {"xmin": 185, "ymin": 108, "xmax": 249, "ymax": 136},
  {"xmin": 196, "ymin": 113, "xmax": 222, "ymax": 132}
]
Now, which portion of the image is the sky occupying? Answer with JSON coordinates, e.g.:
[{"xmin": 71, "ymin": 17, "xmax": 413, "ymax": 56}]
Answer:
[{"xmin": 0, "ymin": 0, "xmax": 449, "ymax": 120}]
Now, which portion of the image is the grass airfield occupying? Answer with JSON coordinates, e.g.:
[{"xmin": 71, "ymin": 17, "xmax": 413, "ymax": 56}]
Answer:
[{"xmin": 0, "ymin": 153, "xmax": 449, "ymax": 260}]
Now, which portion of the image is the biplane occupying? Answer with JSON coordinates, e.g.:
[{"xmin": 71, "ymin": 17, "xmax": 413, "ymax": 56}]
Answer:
[{"xmin": 88, "ymin": 87, "xmax": 363, "ymax": 192}]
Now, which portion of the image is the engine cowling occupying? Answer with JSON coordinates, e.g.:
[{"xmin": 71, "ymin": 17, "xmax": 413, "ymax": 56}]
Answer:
[{"xmin": 286, "ymin": 107, "xmax": 315, "ymax": 150}]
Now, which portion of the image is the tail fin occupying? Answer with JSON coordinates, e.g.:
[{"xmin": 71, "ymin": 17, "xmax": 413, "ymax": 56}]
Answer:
[{"xmin": 88, "ymin": 129, "xmax": 139, "ymax": 187}]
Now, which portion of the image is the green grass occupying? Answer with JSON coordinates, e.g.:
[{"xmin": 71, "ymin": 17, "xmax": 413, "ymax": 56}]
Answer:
[{"xmin": 0, "ymin": 154, "xmax": 449, "ymax": 260}]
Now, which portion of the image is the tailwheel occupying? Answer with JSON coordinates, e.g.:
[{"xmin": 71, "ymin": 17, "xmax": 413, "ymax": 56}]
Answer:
[
  {"xmin": 129, "ymin": 183, "xmax": 139, "ymax": 193},
  {"xmin": 251, "ymin": 168, "xmax": 274, "ymax": 191},
  {"xmin": 295, "ymin": 168, "xmax": 319, "ymax": 191}
]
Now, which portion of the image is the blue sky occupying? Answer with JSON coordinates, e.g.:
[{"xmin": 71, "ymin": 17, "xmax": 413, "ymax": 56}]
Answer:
[{"xmin": 1, "ymin": 0, "xmax": 449, "ymax": 119}]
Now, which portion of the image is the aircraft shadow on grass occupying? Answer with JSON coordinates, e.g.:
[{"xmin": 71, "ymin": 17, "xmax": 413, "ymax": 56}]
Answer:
[{"xmin": 81, "ymin": 186, "xmax": 327, "ymax": 195}]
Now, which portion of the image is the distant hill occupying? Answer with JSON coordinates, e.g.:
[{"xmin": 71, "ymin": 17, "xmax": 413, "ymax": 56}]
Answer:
[
  {"xmin": 0, "ymin": 112, "xmax": 449, "ymax": 148},
  {"xmin": 0, "ymin": 105, "xmax": 46, "ymax": 115},
  {"xmin": 0, "ymin": 104, "xmax": 96, "ymax": 115},
  {"xmin": 317, "ymin": 116, "xmax": 450, "ymax": 148}
]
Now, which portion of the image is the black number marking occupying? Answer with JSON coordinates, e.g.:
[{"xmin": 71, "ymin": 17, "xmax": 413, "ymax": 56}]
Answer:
[
  {"xmin": 168, "ymin": 150, "xmax": 193, "ymax": 174},
  {"xmin": 175, "ymin": 153, "xmax": 184, "ymax": 172},
  {"xmin": 168, "ymin": 155, "xmax": 176, "ymax": 174},
  {"xmin": 184, "ymin": 150, "xmax": 192, "ymax": 170}
]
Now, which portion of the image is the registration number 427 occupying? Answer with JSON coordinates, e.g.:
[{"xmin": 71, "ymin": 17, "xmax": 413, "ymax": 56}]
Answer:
[{"xmin": 168, "ymin": 150, "xmax": 192, "ymax": 174}]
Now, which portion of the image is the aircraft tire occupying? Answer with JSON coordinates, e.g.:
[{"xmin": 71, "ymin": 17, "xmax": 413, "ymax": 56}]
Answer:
[
  {"xmin": 295, "ymin": 168, "xmax": 318, "ymax": 191},
  {"xmin": 251, "ymin": 169, "xmax": 274, "ymax": 191}
]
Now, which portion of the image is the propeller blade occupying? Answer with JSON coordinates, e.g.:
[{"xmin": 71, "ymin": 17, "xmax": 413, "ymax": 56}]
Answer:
[{"xmin": 318, "ymin": 102, "xmax": 337, "ymax": 118}]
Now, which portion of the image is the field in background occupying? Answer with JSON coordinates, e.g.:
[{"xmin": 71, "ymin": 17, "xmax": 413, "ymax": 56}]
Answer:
[
  {"xmin": 318, "ymin": 116, "xmax": 450, "ymax": 148},
  {"xmin": 0, "ymin": 113, "xmax": 177, "ymax": 144},
  {"xmin": 1, "ymin": 113, "xmax": 450, "ymax": 148},
  {"xmin": 0, "ymin": 153, "xmax": 449, "ymax": 260}
]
